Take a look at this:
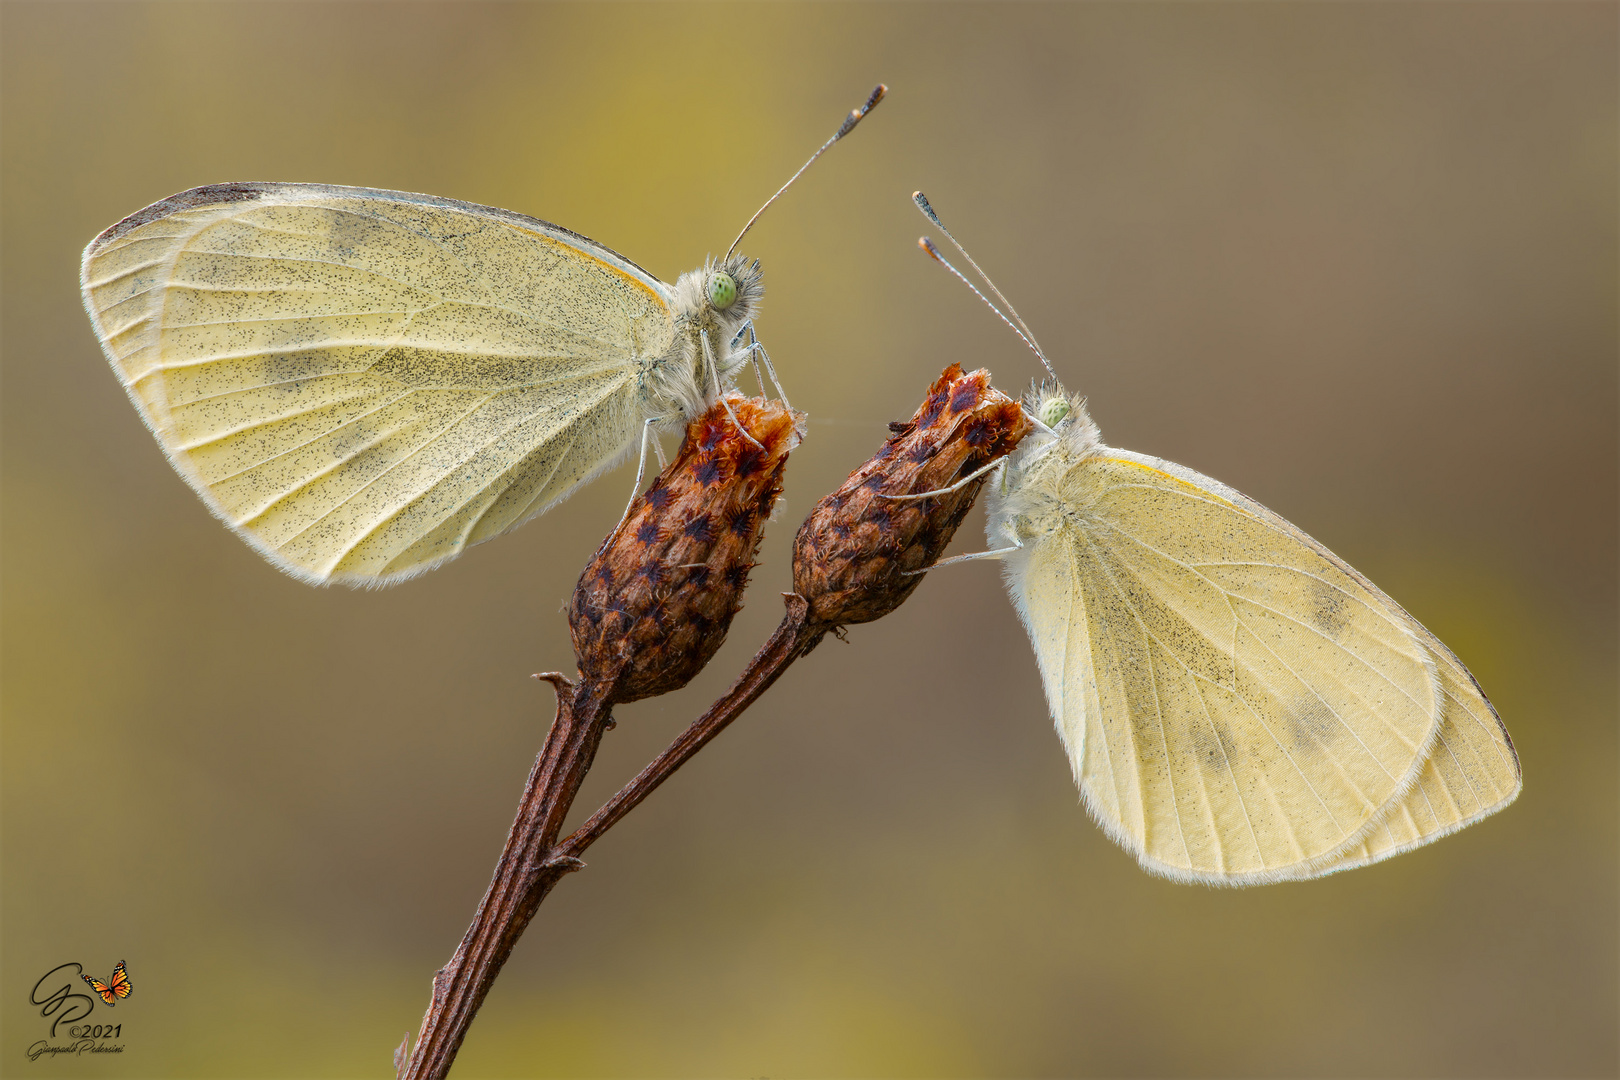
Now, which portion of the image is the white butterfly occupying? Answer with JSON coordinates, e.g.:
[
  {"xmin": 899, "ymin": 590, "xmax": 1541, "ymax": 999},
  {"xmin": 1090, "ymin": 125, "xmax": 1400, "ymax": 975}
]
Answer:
[
  {"xmin": 80, "ymin": 87, "xmax": 884, "ymax": 586},
  {"xmin": 914, "ymin": 194, "xmax": 1520, "ymax": 884}
]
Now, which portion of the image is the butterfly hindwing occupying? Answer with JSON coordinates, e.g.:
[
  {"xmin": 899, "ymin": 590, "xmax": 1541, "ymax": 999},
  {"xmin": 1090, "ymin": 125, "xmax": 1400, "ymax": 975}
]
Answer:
[
  {"xmin": 1322, "ymin": 631, "xmax": 1520, "ymax": 872},
  {"xmin": 1013, "ymin": 447, "xmax": 1496, "ymax": 883},
  {"xmin": 81, "ymin": 183, "xmax": 674, "ymax": 584}
]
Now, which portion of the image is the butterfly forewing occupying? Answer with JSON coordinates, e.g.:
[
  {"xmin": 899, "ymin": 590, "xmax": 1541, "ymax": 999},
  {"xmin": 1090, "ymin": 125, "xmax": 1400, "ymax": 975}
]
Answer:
[
  {"xmin": 1032, "ymin": 450, "xmax": 1448, "ymax": 883},
  {"xmin": 82, "ymin": 183, "xmax": 674, "ymax": 584}
]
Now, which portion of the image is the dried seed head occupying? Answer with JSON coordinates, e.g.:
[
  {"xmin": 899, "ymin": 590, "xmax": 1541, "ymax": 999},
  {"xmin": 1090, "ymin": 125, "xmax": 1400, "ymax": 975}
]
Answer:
[
  {"xmin": 569, "ymin": 395, "xmax": 803, "ymax": 704},
  {"xmin": 792, "ymin": 364, "xmax": 1031, "ymax": 628}
]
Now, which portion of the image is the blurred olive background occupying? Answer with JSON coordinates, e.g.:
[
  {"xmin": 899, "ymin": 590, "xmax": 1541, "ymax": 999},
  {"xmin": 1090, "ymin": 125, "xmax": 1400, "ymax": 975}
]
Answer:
[{"xmin": 4, "ymin": 3, "xmax": 1615, "ymax": 1077}]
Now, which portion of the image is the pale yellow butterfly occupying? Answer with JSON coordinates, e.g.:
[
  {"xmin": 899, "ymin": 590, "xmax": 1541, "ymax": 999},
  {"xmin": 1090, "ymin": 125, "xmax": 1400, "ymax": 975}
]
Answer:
[
  {"xmin": 80, "ymin": 87, "xmax": 884, "ymax": 586},
  {"xmin": 913, "ymin": 193, "xmax": 1520, "ymax": 885}
]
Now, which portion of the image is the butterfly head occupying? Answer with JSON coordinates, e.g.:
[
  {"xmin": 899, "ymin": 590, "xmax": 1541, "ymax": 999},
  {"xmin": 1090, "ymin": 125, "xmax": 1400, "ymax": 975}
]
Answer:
[
  {"xmin": 710, "ymin": 254, "xmax": 762, "ymax": 320},
  {"xmin": 986, "ymin": 383, "xmax": 1102, "ymax": 550},
  {"xmin": 1023, "ymin": 383, "xmax": 1100, "ymax": 453},
  {"xmin": 1034, "ymin": 388, "xmax": 1072, "ymax": 430},
  {"xmin": 656, "ymin": 256, "xmax": 767, "ymax": 421},
  {"xmin": 676, "ymin": 254, "xmax": 763, "ymax": 335},
  {"xmin": 707, "ymin": 270, "xmax": 738, "ymax": 310}
]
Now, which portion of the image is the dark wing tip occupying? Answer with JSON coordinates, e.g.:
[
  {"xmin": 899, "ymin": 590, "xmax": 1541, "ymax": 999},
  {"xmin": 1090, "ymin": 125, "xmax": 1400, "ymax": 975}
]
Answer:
[{"xmin": 88, "ymin": 182, "xmax": 272, "ymax": 253}]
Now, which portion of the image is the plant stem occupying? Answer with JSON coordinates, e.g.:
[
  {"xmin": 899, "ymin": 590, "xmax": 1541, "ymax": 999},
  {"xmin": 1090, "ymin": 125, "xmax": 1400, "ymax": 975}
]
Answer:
[
  {"xmin": 400, "ymin": 673, "xmax": 618, "ymax": 1080},
  {"xmin": 559, "ymin": 594, "xmax": 823, "ymax": 857},
  {"xmin": 400, "ymin": 596, "xmax": 824, "ymax": 1080}
]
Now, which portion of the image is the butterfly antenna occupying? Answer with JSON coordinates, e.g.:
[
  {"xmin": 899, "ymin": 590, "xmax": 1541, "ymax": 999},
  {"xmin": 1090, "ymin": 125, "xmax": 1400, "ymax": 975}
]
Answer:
[
  {"xmin": 725, "ymin": 84, "xmax": 887, "ymax": 260},
  {"xmin": 913, "ymin": 191, "xmax": 1057, "ymax": 381},
  {"xmin": 916, "ymin": 237, "xmax": 1058, "ymax": 381}
]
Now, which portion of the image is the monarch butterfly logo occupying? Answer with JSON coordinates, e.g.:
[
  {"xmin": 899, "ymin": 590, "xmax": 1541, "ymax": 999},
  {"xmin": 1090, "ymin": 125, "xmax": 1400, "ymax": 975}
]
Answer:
[{"xmin": 80, "ymin": 961, "xmax": 131, "ymax": 1006}]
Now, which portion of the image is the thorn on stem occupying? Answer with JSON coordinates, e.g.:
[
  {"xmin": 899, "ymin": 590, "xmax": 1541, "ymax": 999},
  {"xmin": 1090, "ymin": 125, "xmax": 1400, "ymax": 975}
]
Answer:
[
  {"xmin": 532, "ymin": 672, "xmax": 575, "ymax": 694},
  {"xmin": 393, "ymin": 1034, "xmax": 411, "ymax": 1080},
  {"xmin": 527, "ymin": 853, "xmax": 586, "ymax": 878}
]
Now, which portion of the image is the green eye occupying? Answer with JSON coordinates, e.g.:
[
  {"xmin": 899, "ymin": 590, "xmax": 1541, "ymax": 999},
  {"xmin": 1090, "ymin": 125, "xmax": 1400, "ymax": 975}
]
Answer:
[
  {"xmin": 1039, "ymin": 395, "xmax": 1071, "ymax": 428},
  {"xmin": 708, "ymin": 271, "xmax": 738, "ymax": 310}
]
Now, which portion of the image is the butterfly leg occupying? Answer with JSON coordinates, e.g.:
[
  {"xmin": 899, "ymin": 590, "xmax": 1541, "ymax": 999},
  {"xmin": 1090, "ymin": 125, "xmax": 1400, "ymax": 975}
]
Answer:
[
  {"xmin": 732, "ymin": 321, "xmax": 792, "ymax": 411},
  {"xmin": 610, "ymin": 417, "xmax": 664, "ymax": 541},
  {"xmin": 731, "ymin": 322, "xmax": 768, "ymax": 396},
  {"xmin": 878, "ymin": 457, "xmax": 1005, "ymax": 501},
  {"xmin": 753, "ymin": 339, "xmax": 792, "ymax": 411},
  {"xmin": 703, "ymin": 330, "xmax": 765, "ymax": 451},
  {"xmin": 903, "ymin": 543, "xmax": 1024, "ymax": 575}
]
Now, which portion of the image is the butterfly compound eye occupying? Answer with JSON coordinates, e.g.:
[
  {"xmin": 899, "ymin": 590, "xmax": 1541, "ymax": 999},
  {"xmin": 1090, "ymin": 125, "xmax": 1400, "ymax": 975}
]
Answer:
[
  {"xmin": 1039, "ymin": 395, "xmax": 1071, "ymax": 428},
  {"xmin": 707, "ymin": 271, "xmax": 739, "ymax": 310}
]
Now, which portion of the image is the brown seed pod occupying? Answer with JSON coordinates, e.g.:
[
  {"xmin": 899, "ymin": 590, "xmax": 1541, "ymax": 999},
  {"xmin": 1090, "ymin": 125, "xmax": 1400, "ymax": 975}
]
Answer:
[
  {"xmin": 569, "ymin": 395, "xmax": 803, "ymax": 704},
  {"xmin": 792, "ymin": 364, "xmax": 1031, "ymax": 628}
]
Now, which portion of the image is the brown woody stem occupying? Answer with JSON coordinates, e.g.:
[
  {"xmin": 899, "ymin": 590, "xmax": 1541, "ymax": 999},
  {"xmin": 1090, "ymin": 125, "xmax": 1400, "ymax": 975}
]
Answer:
[
  {"xmin": 559, "ymin": 594, "xmax": 824, "ymax": 857},
  {"xmin": 401, "ymin": 673, "xmax": 619, "ymax": 1080},
  {"xmin": 401, "ymin": 597, "xmax": 825, "ymax": 1080},
  {"xmin": 398, "ymin": 365, "xmax": 1025, "ymax": 1077}
]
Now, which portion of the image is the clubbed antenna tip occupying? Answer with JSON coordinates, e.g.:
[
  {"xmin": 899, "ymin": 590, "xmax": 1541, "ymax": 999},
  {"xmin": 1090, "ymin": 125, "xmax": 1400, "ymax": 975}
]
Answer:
[
  {"xmin": 912, "ymin": 190, "xmax": 942, "ymax": 228},
  {"xmin": 726, "ymin": 83, "xmax": 888, "ymax": 260},
  {"xmin": 912, "ymin": 190, "xmax": 1057, "ymax": 382},
  {"xmin": 837, "ymin": 84, "xmax": 887, "ymax": 138}
]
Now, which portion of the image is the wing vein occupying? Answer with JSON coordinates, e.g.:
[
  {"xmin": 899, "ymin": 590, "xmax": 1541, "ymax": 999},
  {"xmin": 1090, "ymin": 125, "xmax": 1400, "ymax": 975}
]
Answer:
[
  {"xmin": 1093, "ymin": 517, "xmax": 1434, "ymax": 728},
  {"xmin": 1087, "ymin": 532, "xmax": 1349, "ymax": 835},
  {"xmin": 289, "ymin": 393, "xmax": 500, "ymax": 557}
]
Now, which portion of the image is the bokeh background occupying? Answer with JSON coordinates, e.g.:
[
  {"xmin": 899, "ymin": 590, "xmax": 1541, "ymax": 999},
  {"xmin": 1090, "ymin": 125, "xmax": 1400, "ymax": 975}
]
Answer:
[{"xmin": 4, "ymin": 3, "xmax": 1615, "ymax": 1077}]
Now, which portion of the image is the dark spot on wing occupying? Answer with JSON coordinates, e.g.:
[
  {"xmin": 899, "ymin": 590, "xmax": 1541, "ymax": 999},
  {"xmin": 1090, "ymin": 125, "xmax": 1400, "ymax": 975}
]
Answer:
[
  {"xmin": 1284, "ymin": 697, "xmax": 1341, "ymax": 751},
  {"xmin": 1189, "ymin": 720, "xmax": 1242, "ymax": 778},
  {"xmin": 1311, "ymin": 580, "xmax": 1348, "ymax": 638}
]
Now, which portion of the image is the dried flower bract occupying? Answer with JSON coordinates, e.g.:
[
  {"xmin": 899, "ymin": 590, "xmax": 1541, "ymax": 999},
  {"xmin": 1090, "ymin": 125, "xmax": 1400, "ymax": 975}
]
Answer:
[
  {"xmin": 793, "ymin": 364, "xmax": 1030, "ymax": 628},
  {"xmin": 569, "ymin": 395, "xmax": 804, "ymax": 703}
]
